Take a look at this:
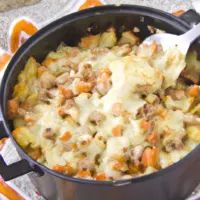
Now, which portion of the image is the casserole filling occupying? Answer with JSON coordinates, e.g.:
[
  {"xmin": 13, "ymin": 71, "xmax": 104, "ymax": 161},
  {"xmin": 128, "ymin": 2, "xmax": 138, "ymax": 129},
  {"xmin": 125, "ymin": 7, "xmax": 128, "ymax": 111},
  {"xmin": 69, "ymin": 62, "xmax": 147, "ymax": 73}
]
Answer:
[{"xmin": 8, "ymin": 28, "xmax": 200, "ymax": 180}]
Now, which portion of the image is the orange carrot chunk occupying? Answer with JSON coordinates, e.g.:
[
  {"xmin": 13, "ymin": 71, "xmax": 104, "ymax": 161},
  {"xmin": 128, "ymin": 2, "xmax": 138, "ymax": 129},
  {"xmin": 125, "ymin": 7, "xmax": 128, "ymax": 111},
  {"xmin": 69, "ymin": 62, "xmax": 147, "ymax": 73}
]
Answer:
[
  {"xmin": 112, "ymin": 125, "xmax": 123, "ymax": 136},
  {"xmin": 59, "ymin": 131, "xmax": 72, "ymax": 142},
  {"xmin": 112, "ymin": 162, "xmax": 124, "ymax": 171},
  {"xmin": 76, "ymin": 81, "xmax": 93, "ymax": 93},
  {"xmin": 140, "ymin": 119, "xmax": 151, "ymax": 130},
  {"xmin": 95, "ymin": 173, "xmax": 107, "ymax": 181},
  {"xmin": 53, "ymin": 164, "xmax": 74, "ymax": 175},
  {"xmin": 76, "ymin": 170, "xmax": 91, "ymax": 177},
  {"xmin": 187, "ymin": 85, "xmax": 199, "ymax": 97},
  {"xmin": 147, "ymin": 132, "xmax": 158, "ymax": 145},
  {"xmin": 141, "ymin": 147, "xmax": 159, "ymax": 169},
  {"xmin": 59, "ymin": 86, "xmax": 74, "ymax": 99},
  {"xmin": 52, "ymin": 165, "xmax": 66, "ymax": 173}
]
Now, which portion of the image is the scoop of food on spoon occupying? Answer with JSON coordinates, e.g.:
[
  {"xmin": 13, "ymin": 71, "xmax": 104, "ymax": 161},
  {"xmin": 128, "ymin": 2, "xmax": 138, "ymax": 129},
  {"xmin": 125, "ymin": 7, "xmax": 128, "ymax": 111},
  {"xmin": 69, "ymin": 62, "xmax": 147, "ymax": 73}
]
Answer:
[
  {"xmin": 143, "ymin": 23, "xmax": 200, "ymax": 124},
  {"xmin": 143, "ymin": 23, "xmax": 200, "ymax": 55}
]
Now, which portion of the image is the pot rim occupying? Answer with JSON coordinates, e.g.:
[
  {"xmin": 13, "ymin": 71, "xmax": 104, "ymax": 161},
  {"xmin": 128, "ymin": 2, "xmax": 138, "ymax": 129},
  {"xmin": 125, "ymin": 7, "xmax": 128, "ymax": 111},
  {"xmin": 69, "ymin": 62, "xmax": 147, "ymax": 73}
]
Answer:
[{"xmin": 1, "ymin": 4, "xmax": 200, "ymax": 185}]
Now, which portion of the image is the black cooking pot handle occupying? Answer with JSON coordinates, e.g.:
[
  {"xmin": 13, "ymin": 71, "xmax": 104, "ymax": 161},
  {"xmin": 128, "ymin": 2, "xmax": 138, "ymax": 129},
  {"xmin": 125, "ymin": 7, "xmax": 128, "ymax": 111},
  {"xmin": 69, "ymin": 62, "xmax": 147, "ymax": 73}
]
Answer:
[
  {"xmin": 0, "ymin": 119, "xmax": 42, "ymax": 181},
  {"xmin": 179, "ymin": 9, "xmax": 200, "ymax": 25},
  {"xmin": 0, "ymin": 115, "xmax": 8, "ymax": 140},
  {"xmin": 0, "ymin": 155, "xmax": 33, "ymax": 181}
]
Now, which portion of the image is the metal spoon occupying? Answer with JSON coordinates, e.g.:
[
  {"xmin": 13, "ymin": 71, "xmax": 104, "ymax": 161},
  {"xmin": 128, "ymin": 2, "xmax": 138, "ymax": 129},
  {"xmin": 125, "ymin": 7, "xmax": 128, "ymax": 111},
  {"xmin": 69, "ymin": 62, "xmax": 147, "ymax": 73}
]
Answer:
[{"xmin": 143, "ymin": 23, "xmax": 200, "ymax": 55}]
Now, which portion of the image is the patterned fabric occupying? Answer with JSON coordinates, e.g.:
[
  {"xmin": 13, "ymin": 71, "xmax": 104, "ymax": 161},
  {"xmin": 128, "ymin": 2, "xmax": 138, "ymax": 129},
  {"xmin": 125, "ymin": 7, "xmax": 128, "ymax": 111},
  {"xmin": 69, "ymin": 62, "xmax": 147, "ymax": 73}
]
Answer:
[{"xmin": 0, "ymin": 0, "xmax": 199, "ymax": 199}]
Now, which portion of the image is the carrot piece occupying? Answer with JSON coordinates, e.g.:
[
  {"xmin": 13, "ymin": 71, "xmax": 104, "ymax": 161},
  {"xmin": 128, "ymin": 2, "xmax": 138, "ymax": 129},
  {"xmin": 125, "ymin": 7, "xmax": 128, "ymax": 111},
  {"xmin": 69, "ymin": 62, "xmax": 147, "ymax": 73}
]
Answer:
[
  {"xmin": 59, "ymin": 86, "xmax": 74, "ymax": 99},
  {"xmin": 187, "ymin": 85, "xmax": 199, "ymax": 97},
  {"xmin": 76, "ymin": 170, "xmax": 91, "ymax": 177},
  {"xmin": 7, "ymin": 99, "xmax": 19, "ymax": 118},
  {"xmin": 112, "ymin": 162, "xmax": 124, "ymax": 171},
  {"xmin": 112, "ymin": 125, "xmax": 123, "ymax": 136},
  {"xmin": 141, "ymin": 147, "xmax": 159, "ymax": 169},
  {"xmin": 76, "ymin": 81, "xmax": 93, "ymax": 93},
  {"xmin": 52, "ymin": 164, "xmax": 66, "ymax": 173},
  {"xmin": 95, "ymin": 173, "xmax": 107, "ymax": 181},
  {"xmin": 59, "ymin": 131, "xmax": 72, "ymax": 142},
  {"xmin": 53, "ymin": 164, "xmax": 74, "ymax": 175},
  {"xmin": 147, "ymin": 131, "xmax": 158, "ymax": 145},
  {"xmin": 140, "ymin": 119, "xmax": 151, "ymax": 130}
]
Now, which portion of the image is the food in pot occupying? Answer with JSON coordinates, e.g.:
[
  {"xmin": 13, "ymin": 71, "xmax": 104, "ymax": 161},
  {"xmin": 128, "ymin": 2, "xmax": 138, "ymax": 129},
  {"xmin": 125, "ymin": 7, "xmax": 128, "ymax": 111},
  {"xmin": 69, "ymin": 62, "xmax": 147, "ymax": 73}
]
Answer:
[{"xmin": 8, "ymin": 27, "xmax": 200, "ymax": 181}]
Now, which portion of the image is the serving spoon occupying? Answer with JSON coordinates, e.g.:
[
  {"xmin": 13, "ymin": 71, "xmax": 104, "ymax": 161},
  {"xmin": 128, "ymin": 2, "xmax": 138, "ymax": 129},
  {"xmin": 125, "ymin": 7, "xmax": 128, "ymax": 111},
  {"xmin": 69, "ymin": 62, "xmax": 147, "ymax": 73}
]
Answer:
[{"xmin": 143, "ymin": 23, "xmax": 200, "ymax": 55}]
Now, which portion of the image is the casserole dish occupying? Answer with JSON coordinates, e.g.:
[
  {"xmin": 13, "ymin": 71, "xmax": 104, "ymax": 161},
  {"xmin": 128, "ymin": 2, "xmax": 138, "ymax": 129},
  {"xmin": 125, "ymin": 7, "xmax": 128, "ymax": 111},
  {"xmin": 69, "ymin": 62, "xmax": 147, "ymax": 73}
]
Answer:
[{"xmin": 0, "ymin": 5, "xmax": 200, "ymax": 200}]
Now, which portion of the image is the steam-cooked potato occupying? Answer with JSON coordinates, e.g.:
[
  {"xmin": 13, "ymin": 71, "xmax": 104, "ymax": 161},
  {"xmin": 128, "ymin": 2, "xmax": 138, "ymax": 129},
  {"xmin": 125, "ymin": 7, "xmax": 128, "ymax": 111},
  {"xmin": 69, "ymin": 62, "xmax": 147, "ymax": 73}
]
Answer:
[
  {"xmin": 118, "ymin": 31, "xmax": 139, "ymax": 45},
  {"xmin": 79, "ymin": 34, "xmax": 101, "ymax": 49},
  {"xmin": 99, "ymin": 28, "xmax": 117, "ymax": 48}
]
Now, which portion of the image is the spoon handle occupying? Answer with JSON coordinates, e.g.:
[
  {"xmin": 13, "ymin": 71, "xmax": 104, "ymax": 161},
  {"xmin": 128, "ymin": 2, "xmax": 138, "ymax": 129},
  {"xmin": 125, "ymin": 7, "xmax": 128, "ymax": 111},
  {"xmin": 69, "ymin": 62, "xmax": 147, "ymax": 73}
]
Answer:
[{"xmin": 181, "ymin": 23, "xmax": 200, "ymax": 45}]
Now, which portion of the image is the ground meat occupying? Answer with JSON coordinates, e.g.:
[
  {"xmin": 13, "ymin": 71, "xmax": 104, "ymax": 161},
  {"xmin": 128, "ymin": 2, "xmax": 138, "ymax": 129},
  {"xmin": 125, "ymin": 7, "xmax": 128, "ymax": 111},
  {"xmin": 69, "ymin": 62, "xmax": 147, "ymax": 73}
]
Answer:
[
  {"xmin": 163, "ymin": 138, "xmax": 184, "ymax": 152},
  {"xmin": 43, "ymin": 128, "xmax": 55, "ymax": 140},
  {"xmin": 58, "ymin": 99, "xmax": 79, "ymax": 121},
  {"xmin": 89, "ymin": 111, "xmax": 105, "ymax": 125},
  {"xmin": 162, "ymin": 131, "xmax": 185, "ymax": 152},
  {"xmin": 166, "ymin": 88, "xmax": 185, "ymax": 100},
  {"xmin": 96, "ymin": 68, "xmax": 111, "ymax": 96},
  {"xmin": 126, "ymin": 145, "xmax": 144, "ymax": 165},
  {"xmin": 135, "ymin": 84, "xmax": 154, "ymax": 95},
  {"xmin": 47, "ymin": 88, "xmax": 57, "ymax": 99},
  {"xmin": 55, "ymin": 72, "xmax": 70, "ymax": 85},
  {"xmin": 78, "ymin": 158, "xmax": 95, "ymax": 171},
  {"xmin": 111, "ymin": 103, "xmax": 124, "ymax": 116},
  {"xmin": 78, "ymin": 63, "xmax": 96, "ymax": 83},
  {"xmin": 77, "ymin": 125, "xmax": 91, "ymax": 135},
  {"xmin": 137, "ymin": 104, "xmax": 155, "ymax": 119},
  {"xmin": 39, "ymin": 71, "xmax": 55, "ymax": 89},
  {"xmin": 63, "ymin": 99, "xmax": 76, "ymax": 110},
  {"xmin": 96, "ymin": 80, "xmax": 111, "ymax": 96},
  {"xmin": 91, "ymin": 47, "xmax": 109, "ymax": 56}
]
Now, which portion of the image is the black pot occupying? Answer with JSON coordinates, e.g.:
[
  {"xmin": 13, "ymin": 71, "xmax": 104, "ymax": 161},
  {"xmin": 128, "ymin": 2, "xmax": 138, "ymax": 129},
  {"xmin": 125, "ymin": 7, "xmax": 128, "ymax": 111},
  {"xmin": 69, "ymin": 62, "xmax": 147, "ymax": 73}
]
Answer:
[{"xmin": 0, "ymin": 5, "xmax": 200, "ymax": 200}]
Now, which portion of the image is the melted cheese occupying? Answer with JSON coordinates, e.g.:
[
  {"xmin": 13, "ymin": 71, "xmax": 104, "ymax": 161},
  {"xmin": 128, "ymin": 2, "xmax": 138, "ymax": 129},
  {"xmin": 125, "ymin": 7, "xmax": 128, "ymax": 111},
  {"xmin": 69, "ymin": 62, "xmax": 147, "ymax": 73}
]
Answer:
[{"xmin": 11, "ymin": 38, "xmax": 195, "ymax": 181}]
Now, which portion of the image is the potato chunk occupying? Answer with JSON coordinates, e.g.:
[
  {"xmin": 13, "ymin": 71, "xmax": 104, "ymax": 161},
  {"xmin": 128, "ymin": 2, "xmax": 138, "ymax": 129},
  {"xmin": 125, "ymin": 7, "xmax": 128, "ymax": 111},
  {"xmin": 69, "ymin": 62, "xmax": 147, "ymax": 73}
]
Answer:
[
  {"xmin": 99, "ymin": 28, "xmax": 117, "ymax": 48},
  {"xmin": 186, "ymin": 125, "xmax": 200, "ymax": 142},
  {"xmin": 12, "ymin": 127, "xmax": 34, "ymax": 148},
  {"xmin": 118, "ymin": 31, "xmax": 139, "ymax": 46},
  {"xmin": 79, "ymin": 34, "xmax": 100, "ymax": 49}
]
